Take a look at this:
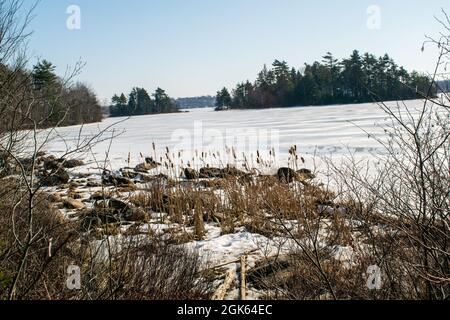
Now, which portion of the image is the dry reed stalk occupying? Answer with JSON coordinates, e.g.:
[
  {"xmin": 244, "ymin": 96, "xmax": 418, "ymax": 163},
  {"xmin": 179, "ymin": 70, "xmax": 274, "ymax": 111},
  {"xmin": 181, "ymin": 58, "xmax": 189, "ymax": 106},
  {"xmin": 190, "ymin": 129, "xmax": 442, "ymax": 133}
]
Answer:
[{"xmin": 240, "ymin": 255, "xmax": 247, "ymax": 300}]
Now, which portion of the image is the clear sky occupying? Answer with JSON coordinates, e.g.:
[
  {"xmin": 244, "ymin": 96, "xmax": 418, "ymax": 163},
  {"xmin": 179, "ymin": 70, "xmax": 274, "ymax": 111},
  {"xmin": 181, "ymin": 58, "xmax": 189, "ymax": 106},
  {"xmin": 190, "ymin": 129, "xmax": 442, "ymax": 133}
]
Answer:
[{"xmin": 25, "ymin": 0, "xmax": 449, "ymax": 102}]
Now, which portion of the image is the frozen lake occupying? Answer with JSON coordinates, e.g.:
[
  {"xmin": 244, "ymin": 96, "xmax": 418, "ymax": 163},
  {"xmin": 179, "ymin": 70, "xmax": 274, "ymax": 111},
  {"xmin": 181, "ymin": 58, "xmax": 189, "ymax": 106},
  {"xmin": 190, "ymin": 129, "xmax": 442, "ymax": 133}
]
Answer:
[{"xmin": 41, "ymin": 100, "xmax": 426, "ymax": 174}]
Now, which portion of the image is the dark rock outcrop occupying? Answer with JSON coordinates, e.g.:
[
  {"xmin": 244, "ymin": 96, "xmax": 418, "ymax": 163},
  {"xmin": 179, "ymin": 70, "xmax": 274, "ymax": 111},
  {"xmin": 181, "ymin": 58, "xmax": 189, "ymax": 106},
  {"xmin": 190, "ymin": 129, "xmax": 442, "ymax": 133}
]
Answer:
[
  {"xmin": 297, "ymin": 168, "xmax": 315, "ymax": 181},
  {"xmin": 221, "ymin": 165, "xmax": 247, "ymax": 178},
  {"xmin": 64, "ymin": 198, "xmax": 85, "ymax": 209},
  {"xmin": 145, "ymin": 157, "xmax": 161, "ymax": 166},
  {"xmin": 277, "ymin": 167, "xmax": 315, "ymax": 183},
  {"xmin": 277, "ymin": 167, "xmax": 297, "ymax": 183},
  {"xmin": 61, "ymin": 159, "xmax": 84, "ymax": 169},
  {"xmin": 102, "ymin": 170, "xmax": 135, "ymax": 187},
  {"xmin": 40, "ymin": 168, "xmax": 70, "ymax": 187},
  {"xmin": 184, "ymin": 168, "xmax": 200, "ymax": 180},
  {"xmin": 81, "ymin": 198, "xmax": 149, "ymax": 231},
  {"xmin": 200, "ymin": 167, "xmax": 223, "ymax": 178}
]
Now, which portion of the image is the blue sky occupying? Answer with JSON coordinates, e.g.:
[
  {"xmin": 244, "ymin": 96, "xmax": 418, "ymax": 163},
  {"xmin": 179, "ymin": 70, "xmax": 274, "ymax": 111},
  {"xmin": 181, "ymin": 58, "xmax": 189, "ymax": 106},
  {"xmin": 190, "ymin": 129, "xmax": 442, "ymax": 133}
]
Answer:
[{"xmin": 26, "ymin": 0, "xmax": 449, "ymax": 102}]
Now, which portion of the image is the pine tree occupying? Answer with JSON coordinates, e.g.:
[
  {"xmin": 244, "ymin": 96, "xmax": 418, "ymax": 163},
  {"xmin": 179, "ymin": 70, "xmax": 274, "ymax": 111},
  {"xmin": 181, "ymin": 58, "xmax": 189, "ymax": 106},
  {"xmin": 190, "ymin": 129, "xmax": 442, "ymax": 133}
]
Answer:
[
  {"xmin": 215, "ymin": 50, "xmax": 434, "ymax": 110},
  {"xmin": 32, "ymin": 60, "xmax": 57, "ymax": 91},
  {"xmin": 322, "ymin": 52, "xmax": 340, "ymax": 99},
  {"xmin": 32, "ymin": 60, "xmax": 62, "ymax": 125},
  {"xmin": 215, "ymin": 87, "xmax": 232, "ymax": 111},
  {"xmin": 110, "ymin": 87, "xmax": 178, "ymax": 117},
  {"xmin": 153, "ymin": 87, "xmax": 174, "ymax": 113}
]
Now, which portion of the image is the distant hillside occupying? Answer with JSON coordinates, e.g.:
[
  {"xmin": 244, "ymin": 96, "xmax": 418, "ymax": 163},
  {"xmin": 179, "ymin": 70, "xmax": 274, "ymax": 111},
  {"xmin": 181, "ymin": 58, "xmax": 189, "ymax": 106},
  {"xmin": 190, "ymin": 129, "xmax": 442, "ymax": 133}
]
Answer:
[
  {"xmin": 437, "ymin": 80, "xmax": 450, "ymax": 92},
  {"xmin": 176, "ymin": 96, "xmax": 216, "ymax": 109}
]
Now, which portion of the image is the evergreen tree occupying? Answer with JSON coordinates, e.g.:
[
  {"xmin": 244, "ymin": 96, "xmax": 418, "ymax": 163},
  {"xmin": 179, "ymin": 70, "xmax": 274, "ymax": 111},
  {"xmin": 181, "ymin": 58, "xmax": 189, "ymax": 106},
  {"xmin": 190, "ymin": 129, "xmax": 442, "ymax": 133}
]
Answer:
[
  {"xmin": 217, "ymin": 50, "xmax": 434, "ymax": 110},
  {"xmin": 110, "ymin": 93, "xmax": 128, "ymax": 117},
  {"xmin": 215, "ymin": 87, "xmax": 232, "ymax": 111},
  {"xmin": 322, "ymin": 52, "xmax": 341, "ymax": 100},
  {"xmin": 128, "ymin": 87, "xmax": 152, "ymax": 115},
  {"xmin": 32, "ymin": 60, "xmax": 57, "ymax": 91},
  {"xmin": 153, "ymin": 87, "xmax": 174, "ymax": 113},
  {"xmin": 341, "ymin": 50, "xmax": 364, "ymax": 101},
  {"xmin": 110, "ymin": 87, "xmax": 178, "ymax": 117},
  {"xmin": 32, "ymin": 60, "xmax": 63, "ymax": 125}
]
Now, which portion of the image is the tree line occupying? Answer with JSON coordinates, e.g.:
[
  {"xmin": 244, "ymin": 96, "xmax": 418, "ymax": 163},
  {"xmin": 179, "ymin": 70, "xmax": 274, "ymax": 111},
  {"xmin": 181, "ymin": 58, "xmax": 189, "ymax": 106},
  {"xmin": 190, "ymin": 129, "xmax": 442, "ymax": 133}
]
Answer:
[
  {"xmin": 216, "ymin": 50, "xmax": 434, "ymax": 110},
  {"xmin": 176, "ymin": 96, "xmax": 216, "ymax": 109},
  {"xmin": 109, "ymin": 87, "xmax": 179, "ymax": 117},
  {"xmin": 0, "ymin": 60, "xmax": 103, "ymax": 129}
]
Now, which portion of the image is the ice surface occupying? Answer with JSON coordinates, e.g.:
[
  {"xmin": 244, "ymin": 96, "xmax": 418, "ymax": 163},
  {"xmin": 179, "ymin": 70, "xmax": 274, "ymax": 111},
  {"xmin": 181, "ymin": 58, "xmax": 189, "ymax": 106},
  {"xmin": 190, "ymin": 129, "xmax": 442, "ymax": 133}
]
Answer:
[{"xmin": 39, "ymin": 100, "xmax": 428, "ymax": 173}]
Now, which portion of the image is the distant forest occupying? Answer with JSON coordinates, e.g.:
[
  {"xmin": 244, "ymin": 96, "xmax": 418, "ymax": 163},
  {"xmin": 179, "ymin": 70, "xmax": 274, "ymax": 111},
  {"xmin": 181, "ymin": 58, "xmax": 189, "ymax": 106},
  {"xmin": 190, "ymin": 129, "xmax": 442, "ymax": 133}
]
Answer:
[
  {"xmin": 176, "ymin": 96, "xmax": 216, "ymax": 109},
  {"xmin": 109, "ymin": 88, "xmax": 179, "ymax": 117},
  {"xmin": 215, "ymin": 50, "xmax": 434, "ymax": 110},
  {"xmin": 437, "ymin": 80, "xmax": 450, "ymax": 92},
  {"xmin": 0, "ymin": 60, "xmax": 102, "ymax": 129}
]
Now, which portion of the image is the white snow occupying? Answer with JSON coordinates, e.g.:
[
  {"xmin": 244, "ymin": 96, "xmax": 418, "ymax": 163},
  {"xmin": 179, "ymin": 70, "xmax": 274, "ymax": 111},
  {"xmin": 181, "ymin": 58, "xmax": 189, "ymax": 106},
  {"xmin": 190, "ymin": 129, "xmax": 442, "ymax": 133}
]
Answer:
[{"xmin": 38, "ymin": 100, "xmax": 429, "ymax": 175}]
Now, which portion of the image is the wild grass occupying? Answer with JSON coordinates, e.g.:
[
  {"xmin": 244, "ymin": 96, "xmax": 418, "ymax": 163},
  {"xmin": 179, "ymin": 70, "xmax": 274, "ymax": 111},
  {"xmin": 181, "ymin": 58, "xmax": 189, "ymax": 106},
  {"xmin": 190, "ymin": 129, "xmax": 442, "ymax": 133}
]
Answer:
[{"xmin": 1, "ymin": 140, "xmax": 448, "ymax": 300}]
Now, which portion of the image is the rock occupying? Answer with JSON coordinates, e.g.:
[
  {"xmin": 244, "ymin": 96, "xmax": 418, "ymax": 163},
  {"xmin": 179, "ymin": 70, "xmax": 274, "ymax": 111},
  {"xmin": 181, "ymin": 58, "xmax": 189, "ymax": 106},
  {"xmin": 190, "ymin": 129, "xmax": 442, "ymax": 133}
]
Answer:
[
  {"xmin": 276, "ymin": 168, "xmax": 315, "ymax": 183},
  {"xmin": 145, "ymin": 157, "xmax": 161, "ymax": 166},
  {"xmin": 102, "ymin": 171, "xmax": 135, "ymax": 187},
  {"xmin": 277, "ymin": 167, "xmax": 297, "ymax": 183},
  {"xmin": 120, "ymin": 170, "xmax": 139, "ymax": 179},
  {"xmin": 297, "ymin": 168, "xmax": 315, "ymax": 181},
  {"xmin": 75, "ymin": 173, "xmax": 91, "ymax": 179},
  {"xmin": 138, "ymin": 174, "xmax": 158, "ymax": 183},
  {"xmin": 67, "ymin": 191, "xmax": 83, "ymax": 200},
  {"xmin": 79, "ymin": 209, "xmax": 122, "ymax": 231},
  {"xmin": 221, "ymin": 165, "xmax": 246, "ymax": 177},
  {"xmin": 81, "ymin": 198, "xmax": 148, "ymax": 231},
  {"xmin": 86, "ymin": 181, "xmax": 101, "ymax": 188},
  {"xmin": 91, "ymin": 191, "xmax": 110, "ymax": 201},
  {"xmin": 116, "ymin": 176, "xmax": 135, "ymax": 187},
  {"xmin": 184, "ymin": 168, "xmax": 199, "ymax": 180},
  {"xmin": 40, "ymin": 168, "xmax": 70, "ymax": 186},
  {"xmin": 61, "ymin": 159, "xmax": 84, "ymax": 169},
  {"xmin": 48, "ymin": 193, "xmax": 63, "ymax": 203},
  {"xmin": 41, "ymin": 156, "xmax": 84, "ymax": 169},
  {"xmin": 109, "ymin": 198, "xmax": 130, "ymax": 211},
  {"xmin": 135, "ymin": 162, "xmax": 159, "ymax": 173},
  {"xmin": 94, "ymin": 200, "xmax": 109, "ymax": 209},
  {"xmin": 64, "ymin": 198, "xmax": 85, "ymax": 210},
  {"xmin": 69, "ymin": 182, "xmax": 80, "ymax": 189},
  {"xmin": 36, "ymin": 151, "xmax": 47, "ymax": 158},
  {"xmin": 200, "ymin": 167, "xmax": 223, "ymax": 178},
  {"xmin": 43, "ymin": 156, "xmax": 59, "ymax": 171},
  {"xmin": 197, "ymin": 166, "xmax": 246, "ymax": 179},
  {"xmin": 196, "ymin": 179, "xmax": 226, "ymax": 189}
]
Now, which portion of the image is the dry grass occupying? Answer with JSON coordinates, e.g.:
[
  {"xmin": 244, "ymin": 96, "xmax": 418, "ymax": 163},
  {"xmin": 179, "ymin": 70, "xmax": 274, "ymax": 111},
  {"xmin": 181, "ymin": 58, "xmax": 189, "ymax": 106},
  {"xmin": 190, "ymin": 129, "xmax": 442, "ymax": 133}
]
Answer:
[
  {"xmin": 1, "ymin": 138, "xmax": 448, "ymax": 300},
  {"xmin": 0, "ymin": 178, "xmax": 213, "ymax": 300}
]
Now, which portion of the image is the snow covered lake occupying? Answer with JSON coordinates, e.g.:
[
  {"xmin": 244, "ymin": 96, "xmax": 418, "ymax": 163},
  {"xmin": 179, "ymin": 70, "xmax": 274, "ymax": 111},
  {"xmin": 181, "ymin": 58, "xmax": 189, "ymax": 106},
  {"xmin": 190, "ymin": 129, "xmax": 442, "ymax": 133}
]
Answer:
[
  {"xmin": 42, "ymin": 99, "xmax": 426, "ymax": 173},
  {"xmin": 36, "ymin": 99, "xmax": 436, "ymax": 300}
]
